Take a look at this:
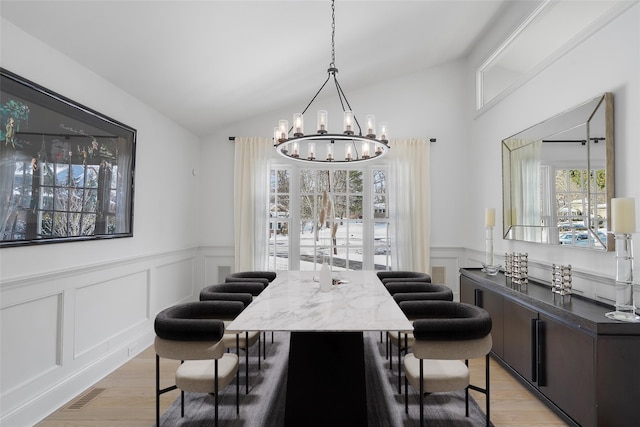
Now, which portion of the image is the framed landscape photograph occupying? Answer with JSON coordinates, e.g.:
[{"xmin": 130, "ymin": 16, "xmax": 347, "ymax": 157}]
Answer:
[{"xmin": 0, "ymin": 68, "xmax": 136, "ymax": 247}]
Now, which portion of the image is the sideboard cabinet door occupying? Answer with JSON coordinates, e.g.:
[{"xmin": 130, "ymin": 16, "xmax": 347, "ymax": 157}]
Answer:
[
  {"xmin": 503, "ymin": 299, "xmax": 537, "ymax": 383},
  {"xmin": 539, "ymin": 314, "xmax": 595, "ymax": 427}
]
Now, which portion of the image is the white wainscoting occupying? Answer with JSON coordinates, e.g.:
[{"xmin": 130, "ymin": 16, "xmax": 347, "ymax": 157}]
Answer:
[
  {"xmin": 430, "ymin": 247, "xmax": 465, "ymax": 301},
  {"xmin": 462, "ymin": 247, "xmax": 633, "ymax": 306},
  {"xmin": 11, "ymin": 245, "xmax": 622, "ymax": 426},
  {"xmin": 201, "ymin": 245, "xmax": 235, "ymax": 288},
  {"xmin": 0, "ymin": 246, "xmax": 225, "ymax": 427}
]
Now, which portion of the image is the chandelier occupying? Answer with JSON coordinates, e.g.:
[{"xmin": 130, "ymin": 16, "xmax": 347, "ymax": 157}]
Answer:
[{"xmin": 274, "ymin": 0, "xmax": 390, "ymax": 163}]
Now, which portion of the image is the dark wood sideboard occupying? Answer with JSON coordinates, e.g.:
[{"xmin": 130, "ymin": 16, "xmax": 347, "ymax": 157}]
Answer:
[{"xmin": 460, "ymin": 268, "xmax": 640, "ymax": 427}]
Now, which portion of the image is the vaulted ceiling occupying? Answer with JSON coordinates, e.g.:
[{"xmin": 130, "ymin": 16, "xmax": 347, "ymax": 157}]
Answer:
[{"xmin": 1, "ymin": 1, "xmax": 509, "ymax": 136}]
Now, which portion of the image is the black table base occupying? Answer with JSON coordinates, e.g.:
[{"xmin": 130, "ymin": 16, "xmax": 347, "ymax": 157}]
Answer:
[{"xmin": 284, "ymin": 331, "xmax": 368, "ymax": 427}]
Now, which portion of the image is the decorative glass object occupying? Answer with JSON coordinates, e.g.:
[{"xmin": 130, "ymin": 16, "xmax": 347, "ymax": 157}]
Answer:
[
  {"xmin": 482, "ymin": 226, "xmax": 500, "ymax": 275},
  {"xmin": 605, "ymin": 234, "xmax": 638, "ymax": 321},
  {"xmin": 482, "ymin": 208, "xmax": 501, "ymax": 275}
]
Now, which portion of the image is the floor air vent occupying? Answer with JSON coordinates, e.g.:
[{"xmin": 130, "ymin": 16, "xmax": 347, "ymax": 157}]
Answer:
[{"xmin": 66, "ymin": 387, "xmax": 106, "ymax": 410}]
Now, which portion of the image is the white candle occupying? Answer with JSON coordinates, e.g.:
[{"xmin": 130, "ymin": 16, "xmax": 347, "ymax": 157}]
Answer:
[
  {"xmin": 485, "ymin": 208, "xmax": 495, "ymax": 227},
  {"xmin": 611, "ymin": 197, "xmax": 636, "ymax": 234}
]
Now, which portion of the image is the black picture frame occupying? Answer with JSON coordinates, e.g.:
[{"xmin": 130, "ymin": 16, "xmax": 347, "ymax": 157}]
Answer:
[{"xmin": 0, "ymin": 68, "xmax": 136, "ymax": 247}]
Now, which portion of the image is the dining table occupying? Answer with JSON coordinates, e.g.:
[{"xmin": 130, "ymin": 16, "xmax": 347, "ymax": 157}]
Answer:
[{"xmin": 227, "ymin": 270, "xmax": 413, "ymax": 426}]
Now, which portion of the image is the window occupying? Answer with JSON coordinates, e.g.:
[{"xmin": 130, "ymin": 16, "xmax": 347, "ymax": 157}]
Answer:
[
  {"xmin": 545, "ymin": 166, "xmax": 607, "ymax": 248},
  {"xmin": 267, "ymin": 165, "xmax": 390, "ymax": 272}
]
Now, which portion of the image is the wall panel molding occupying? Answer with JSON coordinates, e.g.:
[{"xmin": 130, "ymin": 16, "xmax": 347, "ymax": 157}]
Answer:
[{"xmin": 0, "ymin": 247, "xmax": 204, "ymax": 426}]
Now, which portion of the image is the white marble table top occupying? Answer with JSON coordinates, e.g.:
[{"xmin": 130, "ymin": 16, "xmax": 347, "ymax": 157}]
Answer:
[{"xmin": 226, "ymin": 270, "xmax": 413, "ymax": 333}]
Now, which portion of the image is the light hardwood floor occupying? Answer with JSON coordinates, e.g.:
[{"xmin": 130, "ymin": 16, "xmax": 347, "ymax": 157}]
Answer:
[{"xmin": 37, "ymin": 344, "xmax": 569, "ymax": 427}]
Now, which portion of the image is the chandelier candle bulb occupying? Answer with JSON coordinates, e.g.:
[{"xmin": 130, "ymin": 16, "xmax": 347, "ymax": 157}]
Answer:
[
  {"xmin": 344, "ymin": 110, "xmax": 354, "ymax": 135},
  {"xmin": 379, "ymin": 122, "xmax": 389, "ymax": 142},
  {"xmin": 293, "ymin": 113, "xmax": 304, "ymax": 137},
  {"xmin": 366, "ymin": 115, "xmax": 375, "ymax": 137},
  {"xmin": 278, "ymin": 120, "xmax": 288, "ymax": 142},
  {"xmin": 362, "ymin": 141, "xmax": 370, "ymax": 158},
  {"xmin": 274, "ymin": 127, "xmax": 280, "ymax": 145},
  {"xmin": 485, "ymin": 208, "xmax": 495, "ymax": 228},
  {"xmin": 611, "ymin": 197, "xmax": 636, "ymax": 234},
  {"xmin": 326, "ymin": 143, "xmax": 333, "ymax": 161},
  {"xmin": 292, "ymin": 142, "xmax": 299, "ymax": 158},
  {"xmin": 308, "ymin": 142, "xmax": 315, "ymax": 160},
  {"xmin": 346, "ymin": 145, "xmax": 352, "ymax": 161},
  {"xmin": 317, "ymin": 110, "xmax": 328, "ymax": 134}
]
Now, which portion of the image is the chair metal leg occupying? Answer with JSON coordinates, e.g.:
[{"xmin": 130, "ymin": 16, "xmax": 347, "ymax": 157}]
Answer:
[
  {"xmin": 245, "ymin": 332, "xmax": 249, "ymax": 394},
  {"xmin": 236, "ymin": 359, "xmax": 240, "ymax": 415},
  {"xmin": 180, "ymin": 360, "xmax": 185, "ymax": 418},
  {"xmin": 397, "ymin": 332, "xmax": 402, "ymax": 394},
  {"xmin": 465, "ymin": 359, "xmax": 470, "ymax": 417},
  {"xmin": 404, "ymin": 371, "xmax": 409, "ymax": 414},
  {"xmin": 236, "ymin": 334, "xmax": 240, "ymax": 414},
  {"xmin": 156, "ymin": 353, "xmax": 179, "ymax": 426},
  {"xmin": 155, "ymin": 354, "xmax": 160, "ymax": 427},
  {"xmin": 419, "ymin": 359, "xmax": 424, "ymax": 427},
  {"xmin": 271, "ymin": 331, "xmax": 274, "ymax": 343},
  {"xmin": 466, "ymin": 355, "xmax": 492, "ymax": 426},
  {"xmin": 258, "ymin": 334, "xmax": 262, "ymax": 370},
  {"xmin": 386, "ymin": 332, "xmax": 389, "ymax": 360},
  {"xmin": 214, "ymin": 359, "xmax": 219, "ymax": 427},
  {"xmin": 486, "ymin": 353, "xmax": 490, "ymax": 427}
]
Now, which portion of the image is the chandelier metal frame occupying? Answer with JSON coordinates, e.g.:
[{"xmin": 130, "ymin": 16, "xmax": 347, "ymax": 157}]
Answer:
[{"xmin": 274, "ymin": 0, "xmax": 389, "ymax": 164}]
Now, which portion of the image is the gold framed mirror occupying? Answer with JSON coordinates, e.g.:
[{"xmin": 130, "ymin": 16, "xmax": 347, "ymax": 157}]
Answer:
[{"xmin": 502, "ymin": 93, "xmax": 614, "ymax": 251}]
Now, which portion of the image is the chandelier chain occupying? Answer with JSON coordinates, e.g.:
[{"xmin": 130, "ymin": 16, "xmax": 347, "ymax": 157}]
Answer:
[{"xmin": 330, "ymin": 0, "xmax": 336, "ymax": 69}]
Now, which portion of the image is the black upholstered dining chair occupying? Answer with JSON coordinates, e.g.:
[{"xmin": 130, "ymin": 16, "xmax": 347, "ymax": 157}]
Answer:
[
  {"xmin": 376, "ymin": 270, "xmax": 432, "ymax": 345},
  {"xmin": 154, "ymin": 300, "xmax": 244, "ymax": 427},
  {"xmin": 200, "ymin": 282, "xmax": 265, "ymax": 394},
  {"xmin": 225, "ymin": 271, "xmax": 277, "ymax": 344},
  {"xmin": 376, "ymin": 270, "xmax": 432, "ymax": 284},
  {"xmin": 400, "ymin": 300, "xmax": 492, "ymax": 427},
  {"xmin": 225, "ymin": 271, "xmax": 276, "ymax": 287},
  {"xmin": 384, "ymin": 282, "xmax": 454, "ymax": 393}
]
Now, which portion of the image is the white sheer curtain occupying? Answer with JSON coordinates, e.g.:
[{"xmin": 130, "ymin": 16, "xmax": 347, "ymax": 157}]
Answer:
[
  {"xmin": 509, "ymin": 139, "xmax": 542, "ymax": 241},
  {"xmin": 388, "ymin": 138, "xmax": 431, "ymax": 273},
  {"xmin": 233, "ymin": 137, "xmax": 271, "ymax": 271}
]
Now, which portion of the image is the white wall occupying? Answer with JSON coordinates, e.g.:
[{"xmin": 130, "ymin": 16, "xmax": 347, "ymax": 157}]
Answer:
[
  {"xmin": 0, "ymin": 19, "xmax": 205, "ymax": 426},
  {"xmin": 465, "ymin": 3, "xmax": 640, "ymax": 304}
]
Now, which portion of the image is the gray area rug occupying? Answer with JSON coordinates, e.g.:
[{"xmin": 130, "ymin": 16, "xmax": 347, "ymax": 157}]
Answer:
[{"xmin": 156, "ymin": 331, "xmax": 492, "ymax": 426}]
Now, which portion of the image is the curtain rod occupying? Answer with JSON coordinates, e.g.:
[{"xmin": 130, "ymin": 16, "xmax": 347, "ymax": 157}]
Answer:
[{"xmin": 229, "ymin": 136, "xmax": 436, "ymax": 142}]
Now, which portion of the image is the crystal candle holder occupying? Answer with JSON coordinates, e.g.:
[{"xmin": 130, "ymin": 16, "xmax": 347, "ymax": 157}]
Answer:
[
  {"xmin": 606, "ymin": 233, "xmax": 639, "ymax": 322},
  {"xmin": 482, "ymin": 226, "xmax": 501, "ymax": 275}
]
